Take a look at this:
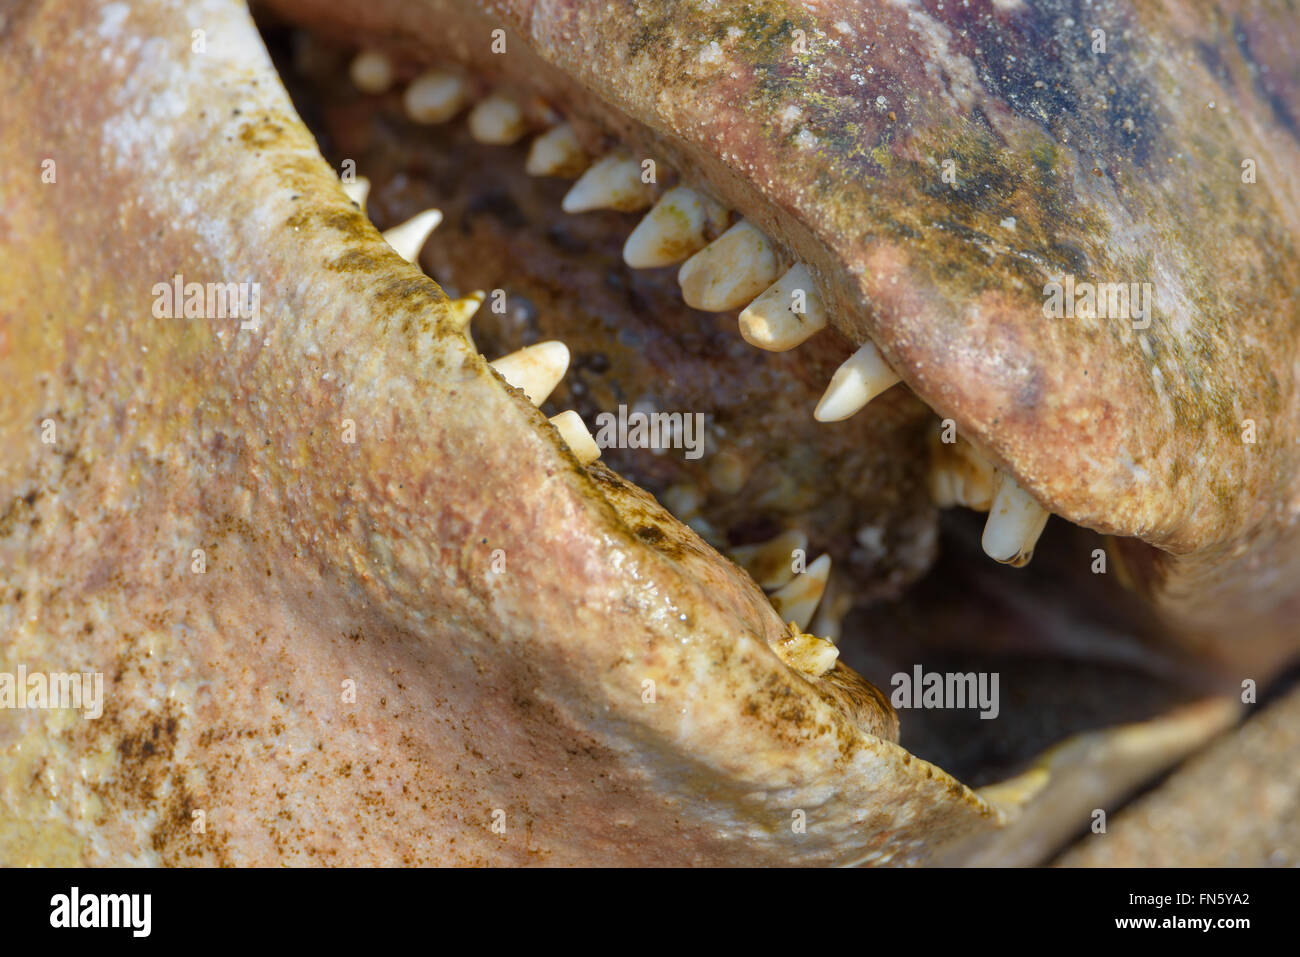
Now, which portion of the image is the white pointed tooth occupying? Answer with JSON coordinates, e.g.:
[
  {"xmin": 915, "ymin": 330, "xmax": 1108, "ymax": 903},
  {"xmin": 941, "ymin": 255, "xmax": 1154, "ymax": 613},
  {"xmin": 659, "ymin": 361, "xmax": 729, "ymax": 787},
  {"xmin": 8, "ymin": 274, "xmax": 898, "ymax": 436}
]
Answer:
[
  {"xmin": 770, "ymin": 553, "xmax": 831, "ymax": 632},
  {"xmin": 349, "ymin": 49, "xmax": 395, "ymax": 95},
  {"xmin": 467, "ymin": 93, "xmax": 527, "ymax": 145},
  {"xmin": 525, "ymin": 123, "xmax": 589, "ymax": 178},
  {"xmin": 341, "ymin": 175, "xmax": 370, "ymax": 209},
  {"xmin": 403, "ymin": 71, "xmax": 468, "ymax": 124},
  {"xmin": 561, "ymin": 152, "xmax": 656, "ymax": 214},
  {"xmin": 730, "ymin": 530, "xmax": 808, "ymax": 590},
  {"xmin": 677, "ymin": 220, "xmax": 780, "ymax": 311},
  {"xmin": 981, "ymin": 472, "xmax": 1049, "ymax": 567},
  {"xmin": 622, "ymin": 186, "xmax": 729, "ymax": 268},
  {"xmin": 549, "ymin": 410, "xmax": 601, "ymax": 465},
  {"xmin": 813, "ymin": 341, "xmax": 901, "ymax": 422},
  {"xmin": 489, "ymin": 341, "xmax": 570, "ymax": 406},
  {"xmin": 738, "ymin": 263, "xmax": 828, "ymax": 351},
  {"xmin": 382, "ymin": 209, "xmax": 443, "ymax": 264}
]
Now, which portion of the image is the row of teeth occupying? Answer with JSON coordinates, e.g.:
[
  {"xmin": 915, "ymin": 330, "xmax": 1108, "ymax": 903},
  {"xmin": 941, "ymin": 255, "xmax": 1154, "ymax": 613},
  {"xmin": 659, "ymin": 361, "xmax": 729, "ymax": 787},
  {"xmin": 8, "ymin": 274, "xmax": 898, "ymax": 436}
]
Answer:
[
  {"xmin": 344, "ymin": 51, "xmax": 1052, "ymax": 588},
  {"xmin": 340, "ymin": 175, "xmax": 603, "ymax": 467}
]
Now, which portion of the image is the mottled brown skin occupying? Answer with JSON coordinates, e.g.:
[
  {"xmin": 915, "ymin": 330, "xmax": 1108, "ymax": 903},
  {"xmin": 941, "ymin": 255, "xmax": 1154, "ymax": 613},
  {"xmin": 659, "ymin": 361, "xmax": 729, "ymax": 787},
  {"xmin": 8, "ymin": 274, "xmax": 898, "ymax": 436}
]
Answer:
[
  {"xmin": 0, "ymin": 0, "xmax": 998, "ymax": 866},
  {"xmin": 277, "ymin": 32, "xmax": 1232, "ymax": 791},
  {"xmin": 2, "ymin": 0, "xmax": 1297, "ymax": 866}
]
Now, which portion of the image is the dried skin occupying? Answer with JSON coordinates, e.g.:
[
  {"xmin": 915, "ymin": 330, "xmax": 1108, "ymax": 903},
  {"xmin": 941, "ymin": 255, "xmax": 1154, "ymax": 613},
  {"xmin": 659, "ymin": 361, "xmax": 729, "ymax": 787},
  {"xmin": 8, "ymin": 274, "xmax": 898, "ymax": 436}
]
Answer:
[{"xmin": 3, "ymin": 0, "xmax": 1299, "ymax": 866}]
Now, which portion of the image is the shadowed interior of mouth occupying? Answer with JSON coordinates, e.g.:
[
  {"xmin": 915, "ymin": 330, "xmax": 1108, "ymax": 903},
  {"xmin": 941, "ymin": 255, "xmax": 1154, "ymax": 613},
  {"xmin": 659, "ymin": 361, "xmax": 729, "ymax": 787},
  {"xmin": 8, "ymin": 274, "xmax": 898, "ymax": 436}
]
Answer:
[{"xmin": 256, "ymin": 16, "xmax": 1223, "ymax": 790}]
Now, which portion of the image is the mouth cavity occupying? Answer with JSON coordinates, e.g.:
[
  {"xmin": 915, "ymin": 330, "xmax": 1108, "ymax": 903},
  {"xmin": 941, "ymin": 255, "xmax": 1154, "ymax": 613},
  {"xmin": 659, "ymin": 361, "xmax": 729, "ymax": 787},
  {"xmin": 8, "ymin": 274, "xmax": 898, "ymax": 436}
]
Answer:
[{"xmin": 248, "ymin": 11, "xmax": 1228, "ymax": 797}]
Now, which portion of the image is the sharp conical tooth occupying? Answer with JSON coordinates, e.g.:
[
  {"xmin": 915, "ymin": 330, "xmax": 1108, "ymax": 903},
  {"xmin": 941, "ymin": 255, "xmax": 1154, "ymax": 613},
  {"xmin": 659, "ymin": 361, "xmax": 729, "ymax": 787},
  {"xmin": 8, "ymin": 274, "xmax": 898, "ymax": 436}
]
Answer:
[
  {"xmin": 467, "ymin": 93, "xmax": 527, "ymax": 145},
  {"xmin": 981, "ymin": 472, "xmax": 1049, "ymax": 567},
  {"xmin": 489, "ymin": 341, "xmax": 570, "ymax": 406},
  {"xmin": 448, "ymin": 291, "xmax": 484, "ymax": 331},
  {"xmin": 525, "ymin": 123, "xmax": 589, "ymax": 178},
  {"xmin": 929, "ymin": 434, "xmax": 996, "ymax": 510},
  {"xmin": 403, "ymin": 71, "xmax": 468, "ymax": 124},
  {"xmin": 775, "ymin": 622, "xmax": 840, "ymax": 679},
  {"xmin": 382, "ymin": 209, "xmax": 443, "ymax": 264},
  {"xmin": 341, "ymin": 175, "xmax": 370, "ymax": 209},
  {"xmin": 677, "ymin": 220, "xmax": 780, "ymax": 311},
  {"xmin": 738, "ymin": 263, "xmax": 828, "ymax": 351},
  {"xmin": 549, "ymin": 410, "xmax": 601, "ymax": 465},
  {"xmin": 813, "ymin": 341, "xmax": 901, "ymax": 422},
  {"xmin": 730, "ymin": 530, "xmax": 808, "ymax": 590},
  {"xmin": 770, "ymin": 553, "xmax": 831, "ymax": 632},
  {"xmin": 448, "ymin": 291, "xmax": 484, "ymax": 347},
  {"xmin": 349, "ymin": 49, "xmax": 395, "ymax": 95},
  {"xmin": 622, "ymin": 186, "xmax": 729, "ymax": 268},
  {"xmin": 561, "ymin": 152, "xmax": 656, "ymax": 214}
]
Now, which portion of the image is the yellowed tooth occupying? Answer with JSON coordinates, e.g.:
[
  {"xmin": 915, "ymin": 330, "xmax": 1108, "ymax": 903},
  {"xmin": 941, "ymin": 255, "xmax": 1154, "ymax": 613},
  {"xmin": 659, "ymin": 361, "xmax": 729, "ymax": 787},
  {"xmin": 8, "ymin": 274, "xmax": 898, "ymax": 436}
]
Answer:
[
  {"xmin": 981, "ymin": 472, "xmax": 1049, "ymax": 567},
  {"xmin": 929, "ymin": 434, "xmax": 997, "ymax": 510},
  {"xmin": 382, "ymin": 209, "xmax": 443, "ymax": 264},
  {"xmin": 525, "ymin": 123, "xmax": 589, "ymax": 178},
  {"xmin": 775, "ymin": 622, "xmax": 840, "ymax": 679},
  {"xmin": 738, "ymin": 263, "xmax": 828, "ymax": 351},
  {"xmin": 489, "ymin": 341, "xmax": 570, "ymax": 406},
  {"xmin": 549, "ymin": 410, "xmax": 601, "ymax": 465},
  {"xmin": 622, "ymin": 186, "xmax": 729, "ymax": 268},
  {"xmin": 341, "ymin": 175, "xmax": 370, "ymax": 209},
  {"xmin": 730, "ymin": 530, "xmax": 808, "ymax": 590},
  {"xmin": 708, "ymin": 447, "xmax": 750, "ymax": 495},
  {"xmin": 349, "ymin": 49, "xmax": 395, "ymax": 95},
  {"xmin": 561, "ymin": 152, "xmax": 656, "ymax": 214},
  {"xmin": 677, "ymin": 220, "xmax": 780, "ymax": 311},
  {"xmin": 770, "ymin": 553, "xmax": 831, "ymax": 632},
  {"xmin": 403, "ymin": 70, "xmax": 468, "ymax": 124},
  {"xmin": 468, "ymin": 93, "xmax": 527, "ymax": 145},
  {"xmin": 813, "ymin": 341, "xmax": 901, "ymax": 422},
  {"xmin": 448, "ymin": 291, "xmax": 484, "ymax": 331},
  {"xmin": 448, "ymin": 291, "xmax": 484, "ymax": 348}
]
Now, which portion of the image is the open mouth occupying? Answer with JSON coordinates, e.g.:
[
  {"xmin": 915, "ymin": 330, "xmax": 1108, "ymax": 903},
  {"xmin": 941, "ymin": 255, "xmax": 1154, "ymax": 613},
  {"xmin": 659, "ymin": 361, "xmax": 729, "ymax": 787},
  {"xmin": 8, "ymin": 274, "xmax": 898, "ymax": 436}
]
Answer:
[
  {"xmin": 261, "ymin": 14, "xmax": 1239, "ymax": 785},
  {"xmin": 5, "ymin": 0, "xmax": 1300, "ymax": 866}
]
